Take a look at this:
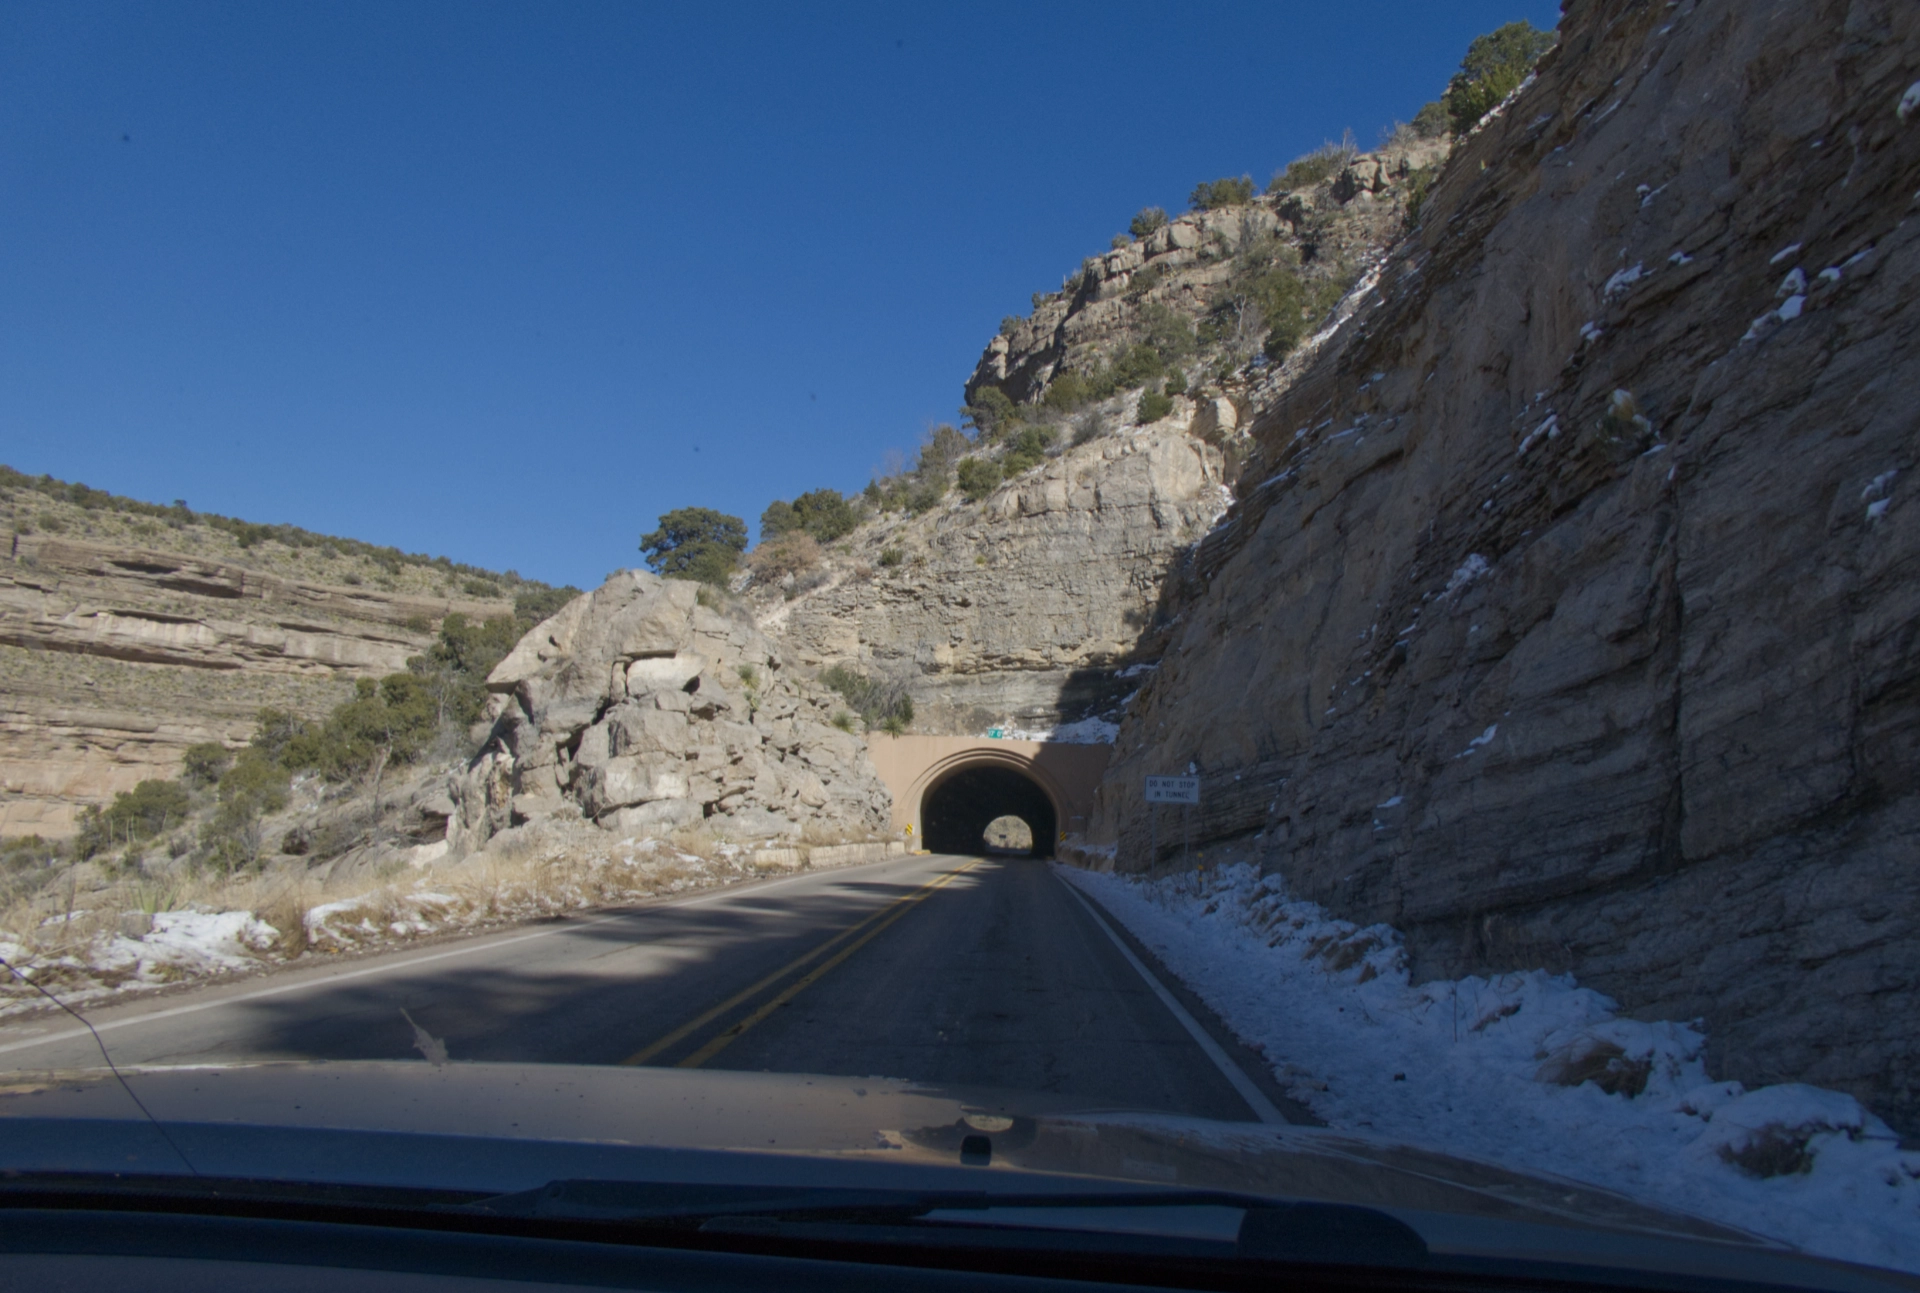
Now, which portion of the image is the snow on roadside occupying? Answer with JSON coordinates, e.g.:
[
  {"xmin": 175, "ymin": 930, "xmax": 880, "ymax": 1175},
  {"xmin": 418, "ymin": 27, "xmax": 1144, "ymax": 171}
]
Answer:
[
  {"xmin": 1059, "ymin": 862, "xmax": 1920, "ymax": 1275},
  {"xmin": 93, "ymin": 911, "xmax": 279, "ymax": 980}
]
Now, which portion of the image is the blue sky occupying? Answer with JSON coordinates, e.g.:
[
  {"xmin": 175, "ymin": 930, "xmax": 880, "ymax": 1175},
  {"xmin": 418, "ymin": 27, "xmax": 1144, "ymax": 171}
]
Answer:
[{"xmin": 2, "ymin": 1, "xmax": 1559, "ymax": 589}]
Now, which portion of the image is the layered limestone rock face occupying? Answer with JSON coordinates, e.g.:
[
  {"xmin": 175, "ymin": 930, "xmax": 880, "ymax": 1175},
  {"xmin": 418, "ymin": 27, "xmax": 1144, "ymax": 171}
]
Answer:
[
  {"xmin": 1087, "ymin": 0, "xmax": 1920, "ymax": 1131},
  {"xmin": 768, "ymin": 427, "xmax": 1229, "ymax": 735},
  {"xmin": 1, "ymin": 533, "xmax": 509, "ymax": 837},
  {"xmin": 454, "ymin": 572, "xmax": 892, "ymax": 852}
]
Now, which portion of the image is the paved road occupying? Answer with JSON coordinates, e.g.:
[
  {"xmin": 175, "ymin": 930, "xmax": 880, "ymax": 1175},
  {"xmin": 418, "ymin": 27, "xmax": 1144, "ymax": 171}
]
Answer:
[{"xmin": 0, "ymin": 854, "xmax": 1289, "ymax": 1122}]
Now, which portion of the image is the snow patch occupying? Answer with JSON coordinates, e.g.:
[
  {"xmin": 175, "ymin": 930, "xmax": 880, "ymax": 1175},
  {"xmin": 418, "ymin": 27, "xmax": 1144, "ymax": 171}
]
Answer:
[
  {"xmin": 1602, "ymin": 263, "xmax": 1645, "ymax": 299},
  {"xmin": 1443, "ymin": 554, "xmax": 1490, "ymax": 596},
  {"xmin": 1456, "ymin": 725, "xmax": 1499, "ymax": 758},
  {"xmin": 1899, "ymin": 82, "xmax": 1920, "ymax": 121},
  {"xmin": 93, "ymin": 910, "xmax": 280, "ymax": 981},
  {"xmin": 1000, "ymin": 716, "xmax": 1120, "ymax": 745},
  {"xmin": 1769, "ymin": 242, "xmax": 1803, "ymax": 265},
  {"xmin": 1517, "ymin": 414, "xmax": 1559, "ymax": 456}
]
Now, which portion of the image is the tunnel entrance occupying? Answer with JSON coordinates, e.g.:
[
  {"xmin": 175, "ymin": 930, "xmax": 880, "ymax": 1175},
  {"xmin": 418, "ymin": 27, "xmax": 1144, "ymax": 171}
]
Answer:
[{"xmin": 921, "ymin": 764, "xmax": 1057, "ymax": 858}]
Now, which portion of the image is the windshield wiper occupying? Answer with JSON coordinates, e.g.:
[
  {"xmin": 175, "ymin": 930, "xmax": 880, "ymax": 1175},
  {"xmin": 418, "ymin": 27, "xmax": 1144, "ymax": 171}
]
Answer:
[{"xmin": 457, "ymin": 1179, "xmax": 1429, "ymax": 1265}]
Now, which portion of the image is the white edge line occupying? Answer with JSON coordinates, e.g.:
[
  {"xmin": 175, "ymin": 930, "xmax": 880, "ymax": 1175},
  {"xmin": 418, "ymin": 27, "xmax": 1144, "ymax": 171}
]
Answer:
[
  {"xmin": 0, "ymin": 853, "xmax": 930, "ymax": 1059},
  {"xmin": 1057, "ymin": 874, "xmax": 1287, "ymax": 1126}
]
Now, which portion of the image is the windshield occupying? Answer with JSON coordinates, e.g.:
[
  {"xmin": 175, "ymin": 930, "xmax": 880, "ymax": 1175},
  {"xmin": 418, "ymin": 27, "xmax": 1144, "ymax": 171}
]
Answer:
[{"xmin": 3, "ymin": 0, "xmax": 1918, "ymax": 1284}]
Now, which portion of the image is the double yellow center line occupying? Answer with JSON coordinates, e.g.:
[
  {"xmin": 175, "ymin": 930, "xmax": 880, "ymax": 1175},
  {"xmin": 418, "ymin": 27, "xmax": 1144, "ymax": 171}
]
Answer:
[{"xmin": 620, "ymin": 858, "xmax": 981, "ymax": 1069}]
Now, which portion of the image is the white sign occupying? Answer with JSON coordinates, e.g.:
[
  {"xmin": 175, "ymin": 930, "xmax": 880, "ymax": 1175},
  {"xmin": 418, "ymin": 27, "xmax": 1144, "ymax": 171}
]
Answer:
[{"xmin": 1144, "ymin": 775, "xmax": 1200, "ymax": 804}]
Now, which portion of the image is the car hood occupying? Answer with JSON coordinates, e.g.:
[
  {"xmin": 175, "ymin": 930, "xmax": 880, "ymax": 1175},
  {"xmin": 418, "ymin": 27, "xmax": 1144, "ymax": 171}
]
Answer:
[{"xmin": 0, "ymin": 1062, "xmax": 1909, "ymax": 1291}]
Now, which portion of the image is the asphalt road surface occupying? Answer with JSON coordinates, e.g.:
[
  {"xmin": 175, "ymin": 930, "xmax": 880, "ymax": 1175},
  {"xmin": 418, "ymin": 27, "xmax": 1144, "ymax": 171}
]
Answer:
[{"xmin": 0, "ymin": 854, "xmax": 1294, "ymax": 1122}]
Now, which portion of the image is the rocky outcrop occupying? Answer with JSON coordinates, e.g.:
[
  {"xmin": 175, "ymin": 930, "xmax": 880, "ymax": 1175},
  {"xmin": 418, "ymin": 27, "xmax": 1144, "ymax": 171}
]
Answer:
[
  {"xmin": 769, "ymin": 428, "xmax": 1229, "ymax": 735},
  {"xmin": 1, "ymin": 534, "xmax": 511, "ymax": 838},
  {"xmin": 450, "ymin": 572, "xmax": 892, "ymax": 852},
  {"xmin": 1086, "ymin": 0, "xmax": 1920, "ymax": 1131},
  {"xmin": 969, "ymin": 136, "xmax": 1446, "ymax": 410}
]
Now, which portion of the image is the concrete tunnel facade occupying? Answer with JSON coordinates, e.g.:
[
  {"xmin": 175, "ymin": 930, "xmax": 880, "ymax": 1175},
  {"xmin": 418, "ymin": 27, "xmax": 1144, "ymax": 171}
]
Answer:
[{"xmin": 864, "ymin": 734, "xmax": 1110, "ymax": 857}]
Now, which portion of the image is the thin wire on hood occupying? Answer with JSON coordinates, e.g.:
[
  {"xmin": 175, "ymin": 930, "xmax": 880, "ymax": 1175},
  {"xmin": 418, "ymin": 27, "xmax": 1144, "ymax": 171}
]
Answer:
[{"xmin": 0, "ymin": 953, "xmax": 199, "ymax": 1176}]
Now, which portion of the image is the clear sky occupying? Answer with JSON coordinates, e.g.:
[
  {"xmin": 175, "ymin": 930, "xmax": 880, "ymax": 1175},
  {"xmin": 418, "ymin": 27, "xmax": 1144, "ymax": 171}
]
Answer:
[{"xmin": 2, "ymin": 1, "xmax": 1559, "ymax": 589}]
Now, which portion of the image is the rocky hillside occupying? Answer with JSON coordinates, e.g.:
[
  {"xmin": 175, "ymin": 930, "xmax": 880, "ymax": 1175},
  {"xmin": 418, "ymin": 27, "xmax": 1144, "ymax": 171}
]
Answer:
[
  {"xmin": 0, "ymin": 473, "xmax": 556, "ymax": 838},
  {"xmin": 750, "ymin": 135, "xmax": 1447, "ymax": 738},
  {"xmin": 1082, "ymin": 0, "xmax": 1920, "ymax": 1133}
]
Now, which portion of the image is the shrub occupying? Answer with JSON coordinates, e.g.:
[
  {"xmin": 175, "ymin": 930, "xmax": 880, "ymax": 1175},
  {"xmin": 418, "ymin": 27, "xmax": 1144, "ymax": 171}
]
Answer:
[
  {"xmin": 956, "ymin": 457, "xmax": 1003, "ymax": 503},
  {"xmin": 1110, "ymin": 233, "xmax": 1131, "ymax": 250},
  {"xmin": 200, "ymin": 750, "xmax": 290, "ymax": 873},
  {"xmin": 1129, "ymin": 207, "xmax": 1168, "ymax": 238},
  {"xmin": 462, "ymin": 578, "xmax": 501, "ymax": 598},
  {"xmin": 1139, "ymin": 302, "xmax": 1197, "ymax": 363},
  {"xmin": 820, "ymin": 664, "xmax": 914, "ymax": 731},
  {"xmin": 1137, "ymin": 388, "xmax": 1174, "ymax": 424},
  {"xmin": 1072, "ymin": 412, "xmax": 1106, "ymax": 446},
  {"xmin": 640, "ymin": 507, "xmax": 748, "ymax": 587},
  {"xmin": 878, "ymin": 547, "xmax": 904, "ymax": 568},
  {"xmin": 1411, "ymin": 99, "xmax": 1450, "ymax": 139},
  {"xmin": 407, "ymin": 612, "xmax": 523, "ymax": 729},
  {"xmin": 961, "ymin": 386, "xmax": 1019, "ymax": 439},
  {"xmin": 789, "ymin": 488, "xmax": 859, "ymax": 542},
  {"xmin": 1445, "ymin": 20, "xmax": 1555, "ymax": 135},
  {"xmin": 1040, "ymin": 370, "xmax": 1093, "ymax": 413},
  {"xmin": 514, "ymin": 584, "xmax": 580, "ymax": 626},
  {"xmin": 746, "ymin": 531, "xmax": 823, "ymax": 584},
  {"xmin": 179, "ymin": 742, "xmax": 232, "ymax": 789},
  {"xmin": 218, "ymin": 749, "xmax": 291, "ymax": 818},
  {"xmin": 918, "ymin": 423, "xmax": 970, "ymax": 475},
  {"xmin": 907, "ymin": 475, "xmax": 948, "ymax": 515},
  {"xmin": 1165, "ymin": 370, "xmax": 1188, "ymax": 397},
  {"xmin": 762, "ymin": 489, "xmax": 857, "ymax": 544},
  {"xmin": 1125, "ymin": 263, "xmax": 1165, "ymax": 299},
  {"xmin": 1001, "ymin": 425, "xmax": 1057, "ymax": 475},
  {"xmin": 831, "ymin": 712, "xmax": 855, "ymax": 732},
  {"xmin": 759, "ymin": 499, "xmax": 797, "ymax": 538},
  {"xmin": 1273, "ymin": 133, "xmax": 1357, "ymax": 191},
  {"xmin": 1403, "ymin": 164, "xmax": 1439, "ymax": 228},
  {"xmin": 1189, "ymin": 176, "xmax": 1255, "ymax": 210},
  {"xmin": 999, "ymin": 315, "xmax": 1022, "ymax": 338},
  {"xmin": 75, "ymin": 779, "xmax": 193, "ymax": 859},
  {"xmin": 282, "ymin": 674, "xmax": 439, "ymax": 780}
]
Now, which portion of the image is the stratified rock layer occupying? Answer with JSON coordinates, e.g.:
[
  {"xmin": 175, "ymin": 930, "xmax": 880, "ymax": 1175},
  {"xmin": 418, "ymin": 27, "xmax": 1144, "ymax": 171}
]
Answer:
[
  {"xmin": 1089, "ymin": 0, "xmax": 1920, "ymax": 1132},
  {"xmin": 772, "ymin": 429, "xmax": 1229, "ymax": 735},
  {"xmin": 458, "ymin": 572, "xmax": 891, "ymax": 851},
  {"xmin": 2, "ymin": 534, "xmax": 509, "ymax": 837}
]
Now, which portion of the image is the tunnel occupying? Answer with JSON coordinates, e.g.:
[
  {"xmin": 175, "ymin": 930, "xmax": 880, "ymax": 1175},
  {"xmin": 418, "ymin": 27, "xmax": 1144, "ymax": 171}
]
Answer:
[{"xmin": 921, "ymin": 764, "xmax": 1057, "ymax": 858}]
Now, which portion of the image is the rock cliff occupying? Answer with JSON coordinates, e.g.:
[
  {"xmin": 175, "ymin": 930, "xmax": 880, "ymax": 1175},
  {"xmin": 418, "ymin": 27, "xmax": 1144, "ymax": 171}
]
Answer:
[
  {"xmin": 1, "ymin": 487, "xmax": 524, "ymax": 838},
  {"xmin": 454, "ymin": 572, "xmax": 892, "ymax": 850},
  {"xmin": 768, "ymin": 428, "xmax": 1229, "ymax": 735},
  {"xmin": 1085, "ymin": 0, "xmax": 1920, "ymax": 1132}
]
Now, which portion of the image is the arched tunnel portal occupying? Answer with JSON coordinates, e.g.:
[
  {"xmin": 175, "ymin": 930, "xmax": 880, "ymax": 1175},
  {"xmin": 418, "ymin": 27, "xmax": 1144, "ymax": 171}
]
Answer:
[
  {"xmin": 864, "ymin": 736, "xmax": 1111, "ymax": 859},
  {"xmin": 921, "ymin": 764, "xmax": 1058, "ymax": 858}
]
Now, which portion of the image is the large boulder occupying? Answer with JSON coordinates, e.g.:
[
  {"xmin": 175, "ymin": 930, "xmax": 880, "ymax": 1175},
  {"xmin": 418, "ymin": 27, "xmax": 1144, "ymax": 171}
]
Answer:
[{"xmin": 450, "ymin": 571, "xmax": 892, "ymax": 848}]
